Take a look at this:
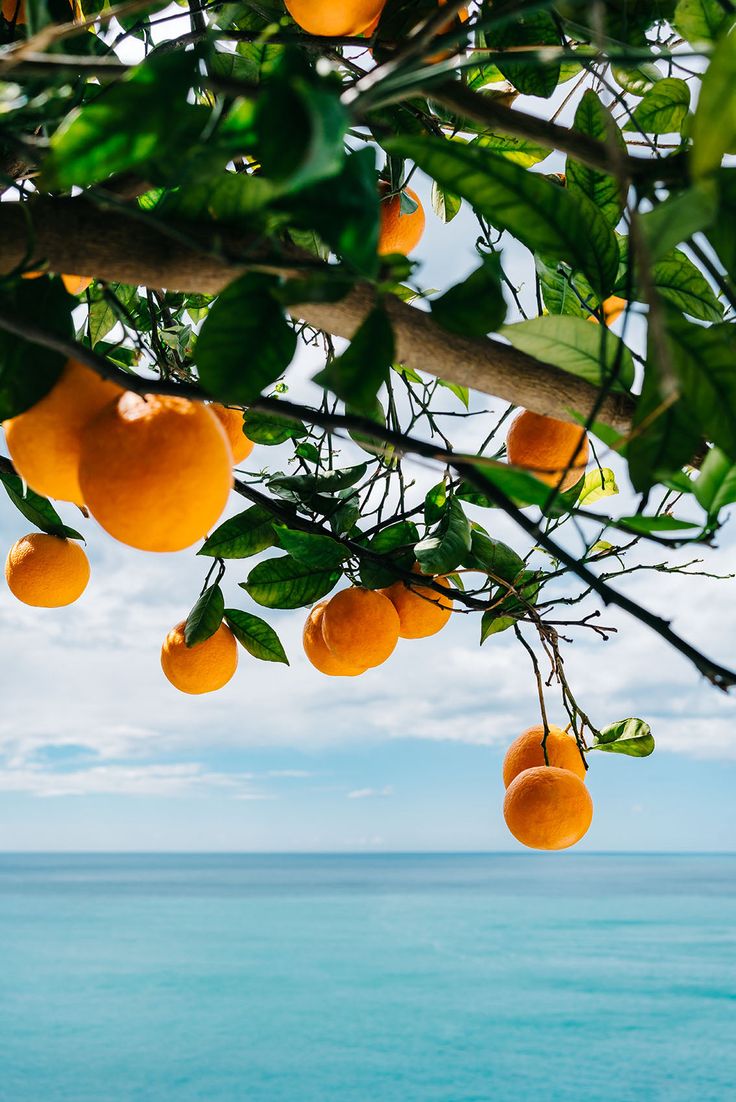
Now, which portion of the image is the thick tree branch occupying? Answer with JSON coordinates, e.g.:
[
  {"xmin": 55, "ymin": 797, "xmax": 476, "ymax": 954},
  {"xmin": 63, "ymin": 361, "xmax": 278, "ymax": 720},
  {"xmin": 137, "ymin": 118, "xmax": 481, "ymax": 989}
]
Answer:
[{"xmin": 0, "ymin": 198, "xmax": 634, "ymax": 431}]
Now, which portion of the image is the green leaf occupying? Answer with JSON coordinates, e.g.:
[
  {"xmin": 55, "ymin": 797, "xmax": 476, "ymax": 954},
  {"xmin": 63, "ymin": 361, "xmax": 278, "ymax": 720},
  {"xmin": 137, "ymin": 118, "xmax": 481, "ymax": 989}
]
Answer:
[
  {"xmin": 707, "ymin": 169, "xmax": 736, "ymax": 277},
  {"xmin": 617, "ymin": 514, "xmax": 700, "ymax": 534},
  {"xmin": 274, "ymin": 526, "xmax": 347, "ymax": 568},
  {"xmin": 431, "ymin": 253, "xmax": 507, "ymax": 338},
  {"xmin": 438, "ymin": 380, "xmax": 470, "ymax": 408},
  {"xmin": 639, "ymin": 182, "xmax": 718, "ymax": 262},
  {"xmin": 694, "ymin": 446, "xmax": 736, "ymax": 516},
  {"xmin": 41, "ymin": 52, "xmax": 207, "ymax": 189},
  {"xmin": 0, "ymin": 278, "xmax": 71, "ymax": 420},
  {"xmin": 358, "ymin": 520, "xmax": 419, "ymax": 589},
  {"xmin": 241, "ymin": 409, "xmax": 307, "ymax": 445},
  {"xmin": 665, "ymin": 316, "xmax": 736, "ymax": 461},
  {"xmin": 624, "ymin": 77, "xmax": 691, "ymax": 134},
  {"xmin": 592, "ymin": 718, "xmax": 655, "ymax": 757},
  {"xmin": 480, "ymin": 569, "xmax": 541, "ymax": 642},
  {"xmin": 479, "ymin": 613, "xmax": 517, "ymax": 639},
  {"xmin": 463, "ymin": 529, "xmax": 525, "ymax": 584},
  {"xmin": 499, "ymin": 316, "xmax": 635, "ymax": 391},
  {"xmin": 567, "ymin": 91, "xmax": 626, "ymax": 228},
  {"xmin": 224, "ymin": 608, "xmax": 289, "ymax": 665},
  {"xmin": 691, "ymin": 28, "xmax": 736, "ymax": 178},
  {"xmin": 198, "ymin": 505, "xmax": 278, "ymax": 559},
  {"xmin": 269, "ymin": 464, "xmax": 367, "ymax": 503},
  {"xmin": 253, "ymin": 48, "xmax": 347, "ymax": 194},
  {"xmin": 185, "ymin": 583, "xmax": 225, "ymax": 647},
  {"xmin": 386, "ymin": 135, "xmax": 619, "ymax": 297},
  {"xmin": 424, "ymin": 482, "xmax": 448, "ymax": 525},
  {"xmin": 474, "ymin": 132, "xmax": 550, "ymax": 168},
  {"xmin": 196, "ymin": 274, "xmax": 297, "ymax": 404},
  {"xmin": 0, "ymin": 472, "xmax": 83, "ymax": 540},
  {"xmin": 611, "ymin": 63, "xmax": 662, "ymax": 95},
  {"xmin": 415, "ymin": 497, "xmax": 472, "ymax": 574},
  {"xmin": 431, "ymin": 179, "xmax": 462, "ymax": 223},
  {"xmin": 674, "ymin": 0, "xmax": 730, "ymax": 43},
  {"xmin": 486, "ymin": 10, "xmax": 561, "ymax": 98},
  {"xmin": 651, "ymin": 249, "xmax": 724, "ymax": 322},
  {"xmin": 628, "ymin": 347, "xmax": 699, "ymax": 494},
  {"xmin": 241, "ymin": 555, "xmax": 341, "ymax": 608},
  {"xmin": 577, "ymin": 468, "xmax": 619, "ymax": 506},
  {"xmin": 155, "ymin": 172, "xmax": 275, "ymax": 226},
  {"xmin": 535, "ymin": 257, "xmax": 591, "ymax": 319},
  {"xmin": 314, "ymin": 306, "xmax": 394, "ymax": 412}
]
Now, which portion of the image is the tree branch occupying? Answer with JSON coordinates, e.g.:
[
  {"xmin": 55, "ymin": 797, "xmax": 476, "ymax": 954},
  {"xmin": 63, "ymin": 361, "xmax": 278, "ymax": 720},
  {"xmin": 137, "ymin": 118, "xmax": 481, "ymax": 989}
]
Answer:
[{"xmin": 0, "ymin": 197, "xmax": 634, "ymax": 431}]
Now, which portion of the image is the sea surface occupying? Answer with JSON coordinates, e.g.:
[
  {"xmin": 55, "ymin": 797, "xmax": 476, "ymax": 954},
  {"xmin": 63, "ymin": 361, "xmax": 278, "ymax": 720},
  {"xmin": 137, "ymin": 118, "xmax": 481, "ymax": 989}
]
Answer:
[{"xmin": 0, "ymin": 853, "xmax": 734, "ymax": 1102}]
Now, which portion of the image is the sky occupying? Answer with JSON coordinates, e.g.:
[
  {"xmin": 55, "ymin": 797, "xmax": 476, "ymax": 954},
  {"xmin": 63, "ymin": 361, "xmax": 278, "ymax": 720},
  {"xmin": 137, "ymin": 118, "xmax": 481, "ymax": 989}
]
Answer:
[{"xmin": 1, "ymin": 16, "xmax": 735, "ymax": 852}]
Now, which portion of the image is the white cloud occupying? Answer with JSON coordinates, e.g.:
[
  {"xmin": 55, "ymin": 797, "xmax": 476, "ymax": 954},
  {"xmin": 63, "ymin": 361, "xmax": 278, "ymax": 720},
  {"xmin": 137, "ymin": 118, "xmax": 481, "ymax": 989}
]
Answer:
[
  {"xmin": 0, "ymin": 762, "xmax": 266, "ymax": 799},
  {"xmin": 347, "ymin": 786, "xmax": 393, "ymax": 800}
]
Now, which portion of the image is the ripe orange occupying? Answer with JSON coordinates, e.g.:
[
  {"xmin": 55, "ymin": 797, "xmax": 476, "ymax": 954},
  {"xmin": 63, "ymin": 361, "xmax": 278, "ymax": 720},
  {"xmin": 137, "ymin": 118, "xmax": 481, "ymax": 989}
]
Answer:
[
  {"xmin": 161, "ymin": 620, "xmax": 238, "ymax": 694},
  {"xmin": 589, "ymin": 295, "xmax": 627, "ymax": 326},
  {"xmin": 5, "ymin": 532, "xmax": 90, "ymax": 607},
  {"xmin": 2, "ymin": 0, "xmax": 25, "ymax": 22},
  {"xmin": 211, "ymin": 404, "xmax": 254, "ymax": 464},
  {"xmin": 285, "ymin": 0, "xmax": 386, "ymax": 36},
  {"xmin": 378, "ymin": 182, "xmax": 426, "ymax": 256},
  {"xmin": 503, "ymin": 766, "xmax": 593, "ymax": 850},
  {"xmin": 3, "ymin": 359, "xmax": 123, "ymax": 505},
  {"xmin": 62, "ymin": 274, "xmax": 92, "ymax": 296},
  {"xmin": 303, "ymin": 601, "xmax": 366, "ymax": 676},
  {"xmin": 506, "ymin": 409, "xmax": 589, "ymax": 492},
  {"xmin": 502, "ymin": 724, "xmax": 586, "ymax": 788},
  {"xmin": 78, "ymin": 394, "xmax": 233, "ymax": 553},
  {"xmin": 321, "ymin": 587, "xmax": 400, "ymax": 669},
  {"xmin": 382, "ymin": 564, "xmax": 453, "ymax": 639},
  {"xmin": 427, "ymin": 0, "xmax": 469, "ymax": 62}
]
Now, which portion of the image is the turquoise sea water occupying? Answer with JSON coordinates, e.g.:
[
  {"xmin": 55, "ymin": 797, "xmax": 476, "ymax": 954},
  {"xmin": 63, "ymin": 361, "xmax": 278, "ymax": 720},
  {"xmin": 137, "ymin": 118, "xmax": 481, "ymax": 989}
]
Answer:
[{"xmin": 0, "ymin": 854, "xmax": 734, "ymax": 1101}]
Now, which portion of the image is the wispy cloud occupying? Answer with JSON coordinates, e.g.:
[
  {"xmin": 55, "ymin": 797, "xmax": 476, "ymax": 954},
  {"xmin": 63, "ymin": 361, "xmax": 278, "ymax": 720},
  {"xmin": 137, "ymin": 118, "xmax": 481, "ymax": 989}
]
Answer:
[
  {"xmin": 347, "ymin": 786, "xmax": 393, "ymax": 800},
  {"xmin": 0, "ymin": 763, "xmax": 265, "ymax": 799}
]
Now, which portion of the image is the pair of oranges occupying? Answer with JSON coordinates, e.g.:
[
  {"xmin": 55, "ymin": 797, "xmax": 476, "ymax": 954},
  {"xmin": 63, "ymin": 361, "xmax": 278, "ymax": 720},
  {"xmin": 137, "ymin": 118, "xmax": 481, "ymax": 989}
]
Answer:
[
  {"xmin": 502, "ymin": 725, "xmax": 593, "ymax": 850},
  {"xmin": 303, "ymin": 569, "xmax": 453, "ymax": 676}
]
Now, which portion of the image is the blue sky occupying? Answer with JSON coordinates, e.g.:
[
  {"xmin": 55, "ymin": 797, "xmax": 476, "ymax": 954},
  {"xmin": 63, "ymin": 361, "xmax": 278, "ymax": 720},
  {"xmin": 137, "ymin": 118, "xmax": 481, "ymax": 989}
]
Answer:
[{"xmin": 1, "ymin": 48, "xmax": 735, "ymax": 851}]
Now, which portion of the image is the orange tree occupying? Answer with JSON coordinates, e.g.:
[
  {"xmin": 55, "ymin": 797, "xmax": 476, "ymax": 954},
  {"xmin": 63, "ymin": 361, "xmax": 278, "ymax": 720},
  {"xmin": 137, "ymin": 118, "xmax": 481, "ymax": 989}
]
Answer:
[{"xmin": 1, "ymin": 0, "xmax": 735, "ymax": 779}]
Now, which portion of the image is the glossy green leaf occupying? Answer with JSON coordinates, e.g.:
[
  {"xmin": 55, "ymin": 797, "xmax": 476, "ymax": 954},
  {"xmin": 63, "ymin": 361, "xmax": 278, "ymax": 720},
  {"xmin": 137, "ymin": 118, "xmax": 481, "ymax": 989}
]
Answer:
[
  {"xmin": 196, "ymin": 274, "xmax": 297, "ymax": 404},
  {"xmin": 691, "ymin": 28, "xmax": 736, "ymax": 178},
  {"xmin": 185, "ymin": 583, "xmax": 225, "ymax": 647},
  {"xmin": 359, "ymin": 521, "xmax": 419, "ymax": 589},
  {"xmin": 666, "ymin": 316, "xmax": 736, "ymax": 461},
  {"xmin": 567, "ymin": 91, "xmax": 626, "ymax": 228},
  {"xmin": 625, "ymin": 78, "xmax": 691, "ymax": 134},
  {"xmin": 592, "ymin": 718, "xmax": 655, "ymax": 757},
  {"xmin": 431, "ymin": 254, "xmax": 507, "ymax": 338},
  {"xmin": 674, "ymin": 0, "xmax": 731, "ymax": 42},
  {"xmin": 577, "ymin": 468, "xmax": 619, "ymax": 506},
  {"xmin": 463, "ymin": 530, "xmax": 525, "ymax": 584},
  {"xmin": 639, "ymin": 182, "xmax": 718, "ymax": 262},
  {"xmin": 617, "ymin": 514, "xmax": 700, "ymax": 535},
  {"xmin": 198, "ymin": 506, "xmax": 278, "ymax": 559},
  {"xmin": 224, "ymin": 608, "xmax": 289, "ymax": 665},
  {"xmin": 386, "ymin": 135, "xmax": 619, "ymax": 297},
  {"xmin": 0, "ymin": 278, "xmax": 71, "ymax": 420},
  {"xmin": 652, "ymin": 250, "xmax": 724, "ymax": 322},
  {"xmin": 314, "ymin": 307, "xmax": 394, "ymax": 412},
  {"xmin": 499, "ymin": 316, "xmax": 635, "ymax": 391},
  {"xmin": 431, "ymin": 179, "xmax": 462, "ymax": 223},
  {"xmin": 415, "ymin": 497, "xmax": 472, "ymax": 574},
  {"xmin": 694, "ymin": 446, "xmax": 736, "ymax": 516},
  {"xmin": 269, "ymin": 464, "xmax": 366, "ymax": 503},
  {"xmin": 241, "ymin": 555, "xmax": 341, "ymax": 608},
  {"xmin": 474, "ymin": 132, "xmax": 550, "ymax": 168},
  {"xmin": 0, "ymin": 472, "xmax": 83, "ymax": 540},
  {"xmin": 486, "ymin": 10, "xmax": 561, "ymax": 98},
  {"xmin": 241, "ymin": 409, "xmax": 307, "ymax": 445},
  {"xmin": 274, "ymin": 527, "xmax": 348, "ymax": 569}
]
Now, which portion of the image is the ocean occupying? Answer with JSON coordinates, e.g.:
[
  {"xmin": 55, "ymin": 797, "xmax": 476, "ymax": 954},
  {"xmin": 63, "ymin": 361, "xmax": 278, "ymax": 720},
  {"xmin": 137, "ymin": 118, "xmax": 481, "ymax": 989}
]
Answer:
[{"xmin": 0, "ymin": 854, "xmax": 734, "ymax": 1101}]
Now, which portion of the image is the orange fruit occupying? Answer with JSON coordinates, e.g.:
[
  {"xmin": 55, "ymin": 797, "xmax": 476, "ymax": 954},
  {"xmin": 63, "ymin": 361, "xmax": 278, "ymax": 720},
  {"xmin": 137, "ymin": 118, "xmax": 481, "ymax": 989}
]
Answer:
[
  {"xmin": 5, "ymin": 532, "xmax": 90, "ymax": 607},
  {"xmin": 502, "ymin": 724, "xmax": 586, "ymax": 788},
  {"xmin": 378, "ymin": 182, "xmax": 426, "ymax": 256},
  {"xmin": 303, "ymin": 601, "xmax": 366, "ymax": 676},
  {"xmin": 3, "ymin": 359, "xmax": 123, "ymax": 505},
  {"xmin": 382, "ymin": 564, "xmax": 453, "ymax": 639},
  {"xmin": 285, "ymin": 0, "xmax": 386, "ymax": 35},
  {"xmin": 62, "ymin": 274, "xmax": 92, "ymax": 296},
  {"xmin": 78, "ymin": 394, "xmax": 233, "ymax": 553},
  {"xmin": 589, "ymin": 295, "xmax": 627, "ymax": 326},
  {"xmin": 161, "ymin": 620, "xmax": 238, "ymax": 695},
  {"xmin": 211, "ymin": 404, "xmax": 254, "ymax": 464},
  {"xmin": 506, "ymin": 409, "xmax": 589, "ymax": 492},
  {"xmin": 321, "ymin": 587, "xmax": 400, "ymax": 669},
  {"xmin": 2, "ymin": 0, "xmax": 25, "ymax": 23},
  {"xmin": 427, "ymin": 0, "xmax": 469, "ymax": 62},
  {"xmin": 503, "ymin": 766, "xmax": 593, "ymax": 851}
]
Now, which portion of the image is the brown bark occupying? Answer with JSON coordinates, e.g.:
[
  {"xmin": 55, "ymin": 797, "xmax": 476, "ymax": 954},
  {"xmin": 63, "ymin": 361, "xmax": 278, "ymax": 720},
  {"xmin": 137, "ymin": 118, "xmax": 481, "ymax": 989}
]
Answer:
[{"xmin": 0, "ymin": 197, "xmax": 634, "ymax": 432}]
